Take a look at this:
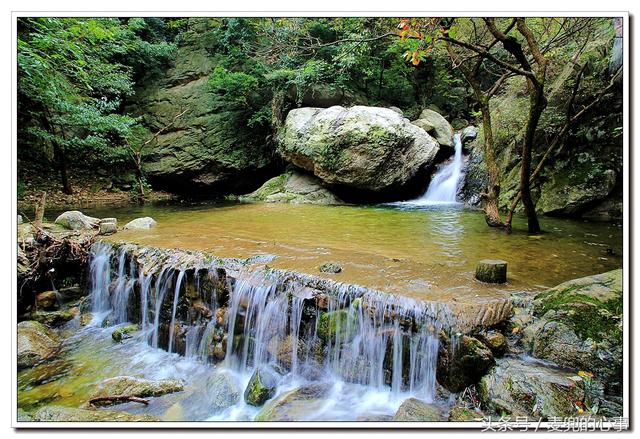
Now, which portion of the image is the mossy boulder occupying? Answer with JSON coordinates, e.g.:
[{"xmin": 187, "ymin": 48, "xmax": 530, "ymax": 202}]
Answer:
[
  {"xmin": 523, "ymin": 269, "xmax": 623, "ymax": 394},
  {"xmin": 278, "ymin": 106, "xmax": 439, "ymax": 196},
  {"xmin": 254, "ymin": 384, "xmax": 330, "ymax": 421},
  {"xmin": 32, "ymin": 405, "xmax": 159, "ymax": 422},
  {"xmin": 36, "ymin": 291, "xmax": 59, "ymax": 311},
  {"xmin": 244, "ymin": 366, "xmax": 279, "ymax": 406},
  {"xmin": 240, "ymin": 170, "xmax": 342, "ymax": 205},
  {"xmin": 437, "ymin": 335, "xmax": 495, "ymax": 392},
  {"xmin": 411, "ymin": 108, "xmax": 454, "ymax": 148},
  {"xmin": 316, "ymin": 309, "xmax": 358, "ymax": 342},
  {"xmin": 448, "ymin": 406, "xmax": 484, "ymax": 422},
  {"xmin": 393, "ymin": 398, "xmax": 443, "ymax": 421},
  {"xmin": 17, "ymin": 321, "xmax": 61, "ymax": 368},
  {"xmin": 111, "ymin": 324, "xmax": 140, "ymax": 343},
  {"xmin": 478, "ymin": 357, "xmax": 586, "ymax": 419},
  {"xmin": 27, "ymin": 308, "xmax": 78, "ymax": 327},
  {"xmin": 89, "ymin": 376, "xmax": 184, "ymax": 406}
]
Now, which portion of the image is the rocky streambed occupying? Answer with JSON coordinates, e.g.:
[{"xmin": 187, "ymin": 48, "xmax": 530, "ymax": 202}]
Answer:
[{"xmin": 16, "ymin": 216, "xmax": 624, "ymax": 423}]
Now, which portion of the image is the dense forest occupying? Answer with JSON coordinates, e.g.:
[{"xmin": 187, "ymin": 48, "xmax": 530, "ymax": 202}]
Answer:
[{"xmin": 18, "ymin": 16, "xmax": 622, "ymax": 232}]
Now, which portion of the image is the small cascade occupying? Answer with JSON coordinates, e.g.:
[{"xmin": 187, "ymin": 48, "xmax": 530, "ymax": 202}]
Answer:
[{"xmin": 87, "ymin": 243, "xmax": 463, "ymax": 414}]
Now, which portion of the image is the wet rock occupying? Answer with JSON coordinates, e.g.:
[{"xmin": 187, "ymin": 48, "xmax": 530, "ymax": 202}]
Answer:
[
  {"xmin": 241, "ymin": 171, "xmax": 343, "ymax": 205},
  {"xmin": 356, "ymin": 414, "xmax": 394, "ymax": 421},
  {"xmin": 448, "ymin": 406, "xmax": 484, "ymax": 421},
  {"xmin": 79, "ymin": 313, "xmax": 93, "ymax": 326},
  {"xmin": 123, "ymin": 217, "xmax": 157, "ymax": 230},
  {"xmin": 477, "ymin": 330, "xmax": 508, "ymax": 357},
  {"xmin": 319, "ymin": 262, "xmax": 342, "ymax": 273},
  {"xmin": 17, "ymin": 408, "xmax": 33, "ymax": 422},
  {"xmin": 267, "ymin": 334, "xmax": 306, "ymax": 370},
  {"xmin": 254, "ymin": 384, "xmax": 330, "ymax": 421},
  {"xmin": 278, "ymin": 106, "xmax": 439, "ymax": 195},
  {"xmin": 208, "ymin": 371, "xmax": 241, "ymax": 412},
  {"xmin": 90, "ymin": 376, "xmax": 184, "ymax": 406},
  {"xmin": 28, "ymin": 308, "xmax": 78, "ymax": 327},
  {"xmin": 437, "ymin": 335, "xmax": 495, "ymax": 392},
  {"xmin": 461, "ymin": 126, "xmax": 478, "ymax": 145},
  {"xmin": 32, "ymin": 405, "xmax": 159, "ymax": 422},
  {"xmin": 57, "ymin": 285, "xmax": 85, "ymax": 303},
  {"xmin": 244, "ymin": 366, "xmax": 279, "ymax": 406},
  {"xmin": 17, "ymin": 321, "xmax": 60, "ymax": 368},
  {"xmin": 36, "ymin": 291, "xmax": 59, "ymax": 311},
  {"xmin": 478, "ymin": 357, "xmax": 586, "ymax": 419},
  {"xmin": 18, "ymin": 358, "xmax": 72, "ymax": 387},
  {"xmin": 411, "ymin": 108, "xmax": 454, "ymax": 147},
  {"xmin": 111, "ymin": 324, "xmax": 140, "ymax": 343},
  {"xmin": 54, "ymin": 211, "xmax": 100, "ymax": 230},
  {"xmin": 522, "ymin": 269, "xmax": 623, "ymax": 394},
  {"xmin": 475, "ymin": 259, "xmax": 507, "ymax": 284},
  {"xmin": 316, "ymin": 309, "xmax": 357, "ymax": 342},
  {"xmin": 393, "ymin": 398, "xmax": 443, "ymax": 421}
]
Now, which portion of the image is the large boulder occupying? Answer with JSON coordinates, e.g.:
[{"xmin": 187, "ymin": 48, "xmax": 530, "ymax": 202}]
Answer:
[
  {"xmin": 254, "ymin": 384, "xmax": 330, "ymax": 421},
  {"xmin": 130, "ymin": 20, "xmax": 275, "ymax": 196},
  {"xmin": 54, "ymin": 211, "xmax": 99, "ymax": 230},
  {"xmin": 89, "ymin": 376, "xmax": 184, "ymax": 405},
  {"xmin": 393, "ymin": 398, "xmax": 444, "ymax": 421},
  {"xmin": 240, "ymin": 170, "xmax": 342, "ymax": 205},
  {"xmin": 536, "ymin": 161, "xmax": 617, "ymax": 216},
  {"xmin": 17, "ymin": 321, "xmax": 60, "ymax": 368},
  {"xmin": 437, "ymin": 335, "xmax": 495, "ymax": 392},
  {"xmin": 522, "ymin": 269, "xmax": 623, "ymax": 394},
  {"xmin": 32, "ymin": 406, "xmax": 159, "ymax": 422},
  {"xmin": 478, "ymin": 357, "xmax": 587, "ymax": 419},
  {"xmin": 278, "ymin": 106, "xmax": 439, "ymax": 197},
  {"xmin": 411, "ymin": 109, "xmax": 454, "ymax": 147}
]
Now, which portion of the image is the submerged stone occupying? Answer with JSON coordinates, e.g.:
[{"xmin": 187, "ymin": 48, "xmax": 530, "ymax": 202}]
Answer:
[
  {"xmin": 319, "ymin": 262, "xmax": 342, "ymax": 273},
  {"xmin": 111, "ymin": 324, "xmax": 140, "ymax": 343},
  {"xmin": 208, "ymin": 371, "xmax": 241, "ymax": 413},
  {"xmin": 393, "ymin": 398, "xmax": 443, "ymax": 421}
]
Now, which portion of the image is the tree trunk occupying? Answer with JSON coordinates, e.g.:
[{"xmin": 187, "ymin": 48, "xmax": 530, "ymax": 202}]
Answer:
[
  {"xmin": 478, "ymin": 100, "xmax": 505, "ymax": 228},
  {"xmin": 519, "ymin": 82, "xmax": 546, "ymax": 234},
  {"xmin": 41, "ymin": 113, "xmax": 73, "ymax": 195}
]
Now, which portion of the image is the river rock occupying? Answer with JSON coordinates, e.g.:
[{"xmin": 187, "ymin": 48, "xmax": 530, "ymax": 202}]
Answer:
[
  {"xmin": 241, "ymin": 170, "xmax": 342, "ymax": 205},
  {"xmin": 461, "ymin": 126, "xmax": 478, "ymax": 145},
  {"xmin": 32, "ymin": 405, "xmax": 159, "ymax": 422},
  {"xmin": 244, "ymin": 366, "xmax": 279, "ymax": 406},
  {"xmin": 123, "ymin": 217, "xmax": 157, "ymax": 230},
  {"xmin": 111, "ymin": 324, "xmax": 140, "ymax": 343},
  {"xmin": 448, "ymin": 406, "xmax": 485, "ymax": 421},
  {"xmin": 90, "ymin": 376, "xmax": 184, "ymax": 406},
  {"xmin": 278, "ymin": 106, "xmax": 439, "ymax": 195},
  {"xmin": 17, "ymin": 321, "xmax": 61, "ymax": 368},
  {"xmin": 477, "ymin": 330, "xmax": 508, "ymax": 357},
  {"xmin": 475, "ymin": 259, "xmax": 507, "ymax": 283},
  {"xmin": 393, "ymin": 398, "xmax": 443, "ymax": 421},
  {"xmin": 411, "ymin": 108, "xmax": 454, "ymax": 147},
  {"xmin": 54, "ymin": 211, "xmax": 100, "ymax": 230},
  {"xmin": 99, "ymin": 222, "xmax": 117, "ymax": 235},
  {"xmin": 437, "ymin": 335, "xmax": 495, "ymax": 392},
  {"xmin": 316, "ymin": 309, "xmax": 357, "ymax": 342},
  {"xmin": 522, "ymin": 269, "xmax": 623, "ymax": 395},
  {"xmin": 254, "ymin": 384, "xmax": 330, "ymax": 421},
  {"xmin": 478, "ymin": 357, "xmax": 586, "ymax": 418},
  {"xmin": 267, "ymin": 334, "xmax": 306, "ymax": 370},
  {"xmin": 36, "ymin": 291, "xmax": 58, "ymax": 310},
  {"xmin": 28, "ymin": 308, "xmax": 78, "ymax": 327},
  {"xmin": 208, "ymin": 371, "xmax": 241, "ymax": 412},
  {"xmin": 319, "ymin": 262, "xmax": 342, "ymax": 273}
]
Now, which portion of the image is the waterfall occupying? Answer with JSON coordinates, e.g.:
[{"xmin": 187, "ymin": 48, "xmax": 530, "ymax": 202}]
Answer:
[
  {"xmin": 88, "ymin": 243, "xmax": 451, "ymax": 406},
  {"xmin": 421, "ymin": 133, "xmax": 463, "ymax": 204}
]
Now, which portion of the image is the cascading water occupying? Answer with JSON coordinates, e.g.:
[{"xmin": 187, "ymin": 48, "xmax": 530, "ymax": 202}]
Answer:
[{"xmin": 86, "ymin": 243, "xmax": 455, "ymax": 420}]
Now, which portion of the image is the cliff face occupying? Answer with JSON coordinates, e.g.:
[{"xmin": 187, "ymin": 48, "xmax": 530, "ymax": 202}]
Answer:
[{"xmin": 131, "ymin": 20, "xmax": 278, "ymax": 196}]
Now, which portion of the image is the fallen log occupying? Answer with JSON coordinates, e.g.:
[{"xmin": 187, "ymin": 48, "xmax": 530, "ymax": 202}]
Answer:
[{"xmin": 88, "ymin": 395, "xmax": 150, "ymax": 406}]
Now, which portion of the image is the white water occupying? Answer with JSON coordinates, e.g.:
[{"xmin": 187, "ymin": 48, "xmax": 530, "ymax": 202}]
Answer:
[
  {"xmin": 84, "ymin": 243, "xmax": 449, "ymax": 421},
  {"xmin": 395, "ymin": 133, "xmax": 464, "ymax": 207}
]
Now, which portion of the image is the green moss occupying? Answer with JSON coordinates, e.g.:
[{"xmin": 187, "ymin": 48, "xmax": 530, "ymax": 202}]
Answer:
[{"xmin": 316, "ymin": 309, "xmax": 357, "ymax": 342}]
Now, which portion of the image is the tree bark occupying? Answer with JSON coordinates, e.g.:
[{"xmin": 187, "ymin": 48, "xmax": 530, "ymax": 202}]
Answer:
[
  {"xmin": 89, "ymin": 395, "xmax": 149, "ymax": 406},
  {"xmin": 478, "ymin": 100, "xmax": 505, "ymax": 228},
  {"xmin": 41, "ymin": 113, "xmax": 73, "ymax": 195}
]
